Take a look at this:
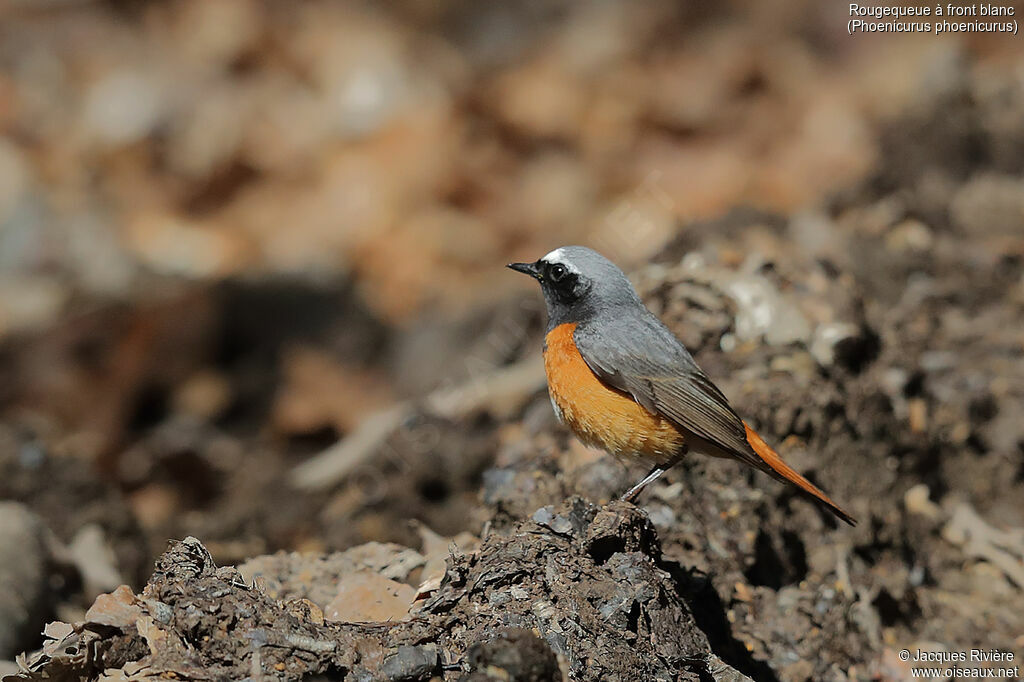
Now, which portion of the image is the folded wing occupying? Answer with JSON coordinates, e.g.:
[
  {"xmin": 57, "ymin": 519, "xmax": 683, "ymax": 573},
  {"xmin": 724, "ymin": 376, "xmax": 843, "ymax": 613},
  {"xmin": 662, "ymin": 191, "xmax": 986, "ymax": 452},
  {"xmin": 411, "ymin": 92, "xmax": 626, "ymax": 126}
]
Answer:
[
  {"xmin": 573, "ymin": 314, "xmax": 757, "ymax": 465},
  {"xmin": 573, "ymin": 312, "xmax": 857, "ymax": 526}
]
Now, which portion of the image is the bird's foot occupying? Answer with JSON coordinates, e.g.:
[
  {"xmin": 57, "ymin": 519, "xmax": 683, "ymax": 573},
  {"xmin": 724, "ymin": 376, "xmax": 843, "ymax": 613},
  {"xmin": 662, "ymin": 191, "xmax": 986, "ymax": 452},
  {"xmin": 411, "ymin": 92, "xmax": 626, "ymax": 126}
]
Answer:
[{"xmin": 619, "ymin": 465, "xmax": 668, "ymax": 503}]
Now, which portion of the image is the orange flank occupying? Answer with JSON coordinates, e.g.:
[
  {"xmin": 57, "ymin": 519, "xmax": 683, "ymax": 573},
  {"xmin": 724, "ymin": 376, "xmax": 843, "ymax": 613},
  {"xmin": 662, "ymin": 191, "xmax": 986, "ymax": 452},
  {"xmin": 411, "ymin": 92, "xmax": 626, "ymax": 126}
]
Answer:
[
  {"xmin": 544, "ymin": 323, "xmax": 686, "ymax": 465},
  {"xmin": 743, "ymin": 422, "xmax": 857, "ymax": 526}
]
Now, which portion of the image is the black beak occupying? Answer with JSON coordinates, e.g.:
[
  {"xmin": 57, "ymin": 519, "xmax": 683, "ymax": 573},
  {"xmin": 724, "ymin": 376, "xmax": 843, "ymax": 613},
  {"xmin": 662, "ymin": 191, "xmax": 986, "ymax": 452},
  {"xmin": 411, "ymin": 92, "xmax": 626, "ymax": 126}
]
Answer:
[{"xmin": 507, "ymin": 261, "xmax": 541, "ymax": 279}]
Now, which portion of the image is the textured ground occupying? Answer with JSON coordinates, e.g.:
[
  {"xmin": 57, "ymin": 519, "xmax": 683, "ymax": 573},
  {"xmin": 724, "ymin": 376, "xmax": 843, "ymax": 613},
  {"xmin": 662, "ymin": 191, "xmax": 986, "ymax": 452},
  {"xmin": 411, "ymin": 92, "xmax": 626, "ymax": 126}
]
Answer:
[{"xmin": 2, "ymin": 1, "xmax": 1024, "ymax": 681}]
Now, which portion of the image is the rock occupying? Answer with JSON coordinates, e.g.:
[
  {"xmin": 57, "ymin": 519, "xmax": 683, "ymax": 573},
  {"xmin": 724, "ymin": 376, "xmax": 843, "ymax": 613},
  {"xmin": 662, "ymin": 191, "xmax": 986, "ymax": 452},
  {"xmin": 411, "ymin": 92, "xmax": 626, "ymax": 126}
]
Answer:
[
  {"xmin": 324, "ymin": 572, "xmax": 416, "ymax": 623},
  {"xmin": 378, "ymin": 644, "xmax": 439, "ymax": 681},
  {"xmin": 903, "ymin": 484, "xmax": 941, "ymax": 521},
  {"xmin": 84, "ymin": 585, "xmax": 141, "ymax": 630},
  {"xmin": 238, "ymin": 542, "xmax": 425, "ymax": 609},
  {"xmin": 885, "ymin": 219, "xmax": 934, "ymax": 252},
  {"xmin": 706, "ymin": 654, "xmax": 754, "ymax": 682},
  {"xmin": 172, "ymin": 370, "xmax": 233, "ymax": 421},
  {"xmin": 722, "ymin": 272, "xmax": 811, "ymax": 346},
  {"xmin": 418, "ymin": 498, "xmax": 714, "ymax": 680},
  {"xmin": 125, "ymin": 537, "xmax": 363, "ymax": 679},
  {"xmin": 18, "ymin": 504, "xmax": 737, "ymax": 681},
  {"xmin": 0, "ymin": 502, "xmax": 52, "ymax": 658},
  {"xmin": 531, "ymin": 506, "xmax": 573, "ymax": 535}
]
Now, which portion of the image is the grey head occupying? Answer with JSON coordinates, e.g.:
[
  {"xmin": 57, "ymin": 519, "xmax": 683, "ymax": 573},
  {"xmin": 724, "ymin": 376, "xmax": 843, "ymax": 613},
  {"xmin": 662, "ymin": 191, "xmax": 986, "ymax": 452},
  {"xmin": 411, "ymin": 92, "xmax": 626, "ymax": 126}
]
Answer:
[{"xmin": 507, "ymin": 246, "xmax": 644, "ymax": 330}]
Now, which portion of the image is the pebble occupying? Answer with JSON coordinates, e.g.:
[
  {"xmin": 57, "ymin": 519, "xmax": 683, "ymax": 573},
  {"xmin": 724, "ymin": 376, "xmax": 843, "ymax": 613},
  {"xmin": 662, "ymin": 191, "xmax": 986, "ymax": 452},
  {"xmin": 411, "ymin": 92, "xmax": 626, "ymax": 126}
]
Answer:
[
  {"xmin": 532, "ymin": 506, "xmax": 574, "ymax": 535},
  {"xmin": 903, "ymin": 484, "xmax": 941, "ymax": 520},
  {"xmin": 378, "ymin": 644, "xmax": 438, "ymax": 681}
]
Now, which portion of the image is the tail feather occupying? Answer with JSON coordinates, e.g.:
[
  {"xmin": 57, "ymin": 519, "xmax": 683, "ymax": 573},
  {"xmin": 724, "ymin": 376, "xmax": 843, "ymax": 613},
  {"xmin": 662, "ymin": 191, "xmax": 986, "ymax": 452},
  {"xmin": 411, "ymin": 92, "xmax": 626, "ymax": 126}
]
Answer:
[{"xmin": 743, "ymin": 422, "xmax": 857, "ymax": 526}]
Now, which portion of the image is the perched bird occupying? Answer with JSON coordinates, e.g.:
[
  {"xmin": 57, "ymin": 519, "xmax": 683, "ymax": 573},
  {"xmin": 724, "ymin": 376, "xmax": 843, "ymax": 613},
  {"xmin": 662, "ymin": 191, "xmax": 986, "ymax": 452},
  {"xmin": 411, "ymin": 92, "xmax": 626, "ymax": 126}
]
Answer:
[{"xmin": 508, "ymin": 246, "xmax": 856, "ymax": 526}]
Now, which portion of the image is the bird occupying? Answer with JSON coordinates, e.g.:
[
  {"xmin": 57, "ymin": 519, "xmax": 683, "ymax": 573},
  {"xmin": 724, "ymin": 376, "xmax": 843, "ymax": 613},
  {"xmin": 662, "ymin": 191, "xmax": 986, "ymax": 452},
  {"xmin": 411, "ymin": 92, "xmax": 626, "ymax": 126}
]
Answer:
[{"xmin": 508, "ymin": 246, "xmax": 856, "ymax": 526}]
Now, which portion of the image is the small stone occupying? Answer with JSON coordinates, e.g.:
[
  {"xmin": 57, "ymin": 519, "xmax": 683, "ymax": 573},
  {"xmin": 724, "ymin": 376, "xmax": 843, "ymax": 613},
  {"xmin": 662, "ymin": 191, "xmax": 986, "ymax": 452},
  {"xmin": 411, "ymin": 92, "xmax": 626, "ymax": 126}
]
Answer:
[
  {"xmin": 84, "ymin": 585, "xmax": 141, "ymax": 630},
  {"xmin": 531, "ymin": 506, "xmax": 573, "ymax": 535},
  {"xmin": 172, "ymin": 370, "xmax": 232, "ymax": 421},
  {"xmin": 908, "ymin": 398, "xmax": 928, "ymax": 433},
  {"xmin": 379, "ymin": 644, "xmax": 439, "ymax": 681},
  {"xmin": 904, "ymin": 484, "xmax": 941, "ymax": 520},
  {"xmin": 733, "ymin": 582, "xmax": 753, "ymax": 603},
  {"xmin": 886, "ymin": 219, "xmax": 933, "ymax": 252}
]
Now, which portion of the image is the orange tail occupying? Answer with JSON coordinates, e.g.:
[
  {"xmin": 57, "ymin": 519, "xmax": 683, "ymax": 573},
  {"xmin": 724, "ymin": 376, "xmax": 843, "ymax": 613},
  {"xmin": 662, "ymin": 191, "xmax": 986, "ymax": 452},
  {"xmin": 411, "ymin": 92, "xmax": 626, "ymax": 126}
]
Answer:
[{"xmin": 743, "ymin": 422, "xmax": 857, "ymax": 526}]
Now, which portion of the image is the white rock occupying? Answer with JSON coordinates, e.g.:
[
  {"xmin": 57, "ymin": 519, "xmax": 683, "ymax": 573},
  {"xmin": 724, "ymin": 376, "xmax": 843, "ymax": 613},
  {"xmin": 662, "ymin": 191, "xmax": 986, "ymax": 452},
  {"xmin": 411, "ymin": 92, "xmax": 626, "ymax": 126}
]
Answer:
[{"xmin": 723, "ymin": 273, "xmax": 811, "ymax": 346}]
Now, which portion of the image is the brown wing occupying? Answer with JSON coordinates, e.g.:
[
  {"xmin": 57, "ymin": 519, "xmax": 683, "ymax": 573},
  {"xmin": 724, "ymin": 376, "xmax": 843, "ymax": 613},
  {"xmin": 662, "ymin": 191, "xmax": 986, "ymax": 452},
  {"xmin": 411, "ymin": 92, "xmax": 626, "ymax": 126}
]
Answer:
[
  {"xmin": 574, "ymin": 314, "xmax": 858, "ymax": 525},
  {"xmin": 577, "ymin": 313, "xmax": 856, "ymax": 524},
  {"xmin": 572, "ymin": 314, "xmax": 761, "ymax": 467}
]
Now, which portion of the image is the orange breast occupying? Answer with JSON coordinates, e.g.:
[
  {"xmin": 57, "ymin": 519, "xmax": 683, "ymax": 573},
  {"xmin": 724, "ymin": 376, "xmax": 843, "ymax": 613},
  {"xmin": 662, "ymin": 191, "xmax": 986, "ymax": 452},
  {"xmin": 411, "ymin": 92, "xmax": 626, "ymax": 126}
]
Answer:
[{"xmin": 543, "ymin": 322, "xmax": 686, "ymax": 465}]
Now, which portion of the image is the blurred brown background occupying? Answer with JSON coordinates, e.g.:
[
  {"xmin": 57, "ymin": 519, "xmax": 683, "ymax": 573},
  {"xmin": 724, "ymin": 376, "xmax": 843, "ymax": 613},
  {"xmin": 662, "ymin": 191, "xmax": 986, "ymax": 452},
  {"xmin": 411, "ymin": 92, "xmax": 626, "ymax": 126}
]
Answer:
[
  {"xmin": 2, "ymin": 0, "xmax": 1020, "ymax": 326},
  {"xmin": 1, "ymin": 1, "xmax": 1024, "ymax": 680}
]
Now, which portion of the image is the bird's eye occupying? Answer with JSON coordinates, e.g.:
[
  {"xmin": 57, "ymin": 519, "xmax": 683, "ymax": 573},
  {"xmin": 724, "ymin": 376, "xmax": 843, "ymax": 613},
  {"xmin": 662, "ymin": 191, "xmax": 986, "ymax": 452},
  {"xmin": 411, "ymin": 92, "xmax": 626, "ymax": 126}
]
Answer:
[{"xmin": 549, "ymin": 263, "xmax": 567, "ymax": 282}]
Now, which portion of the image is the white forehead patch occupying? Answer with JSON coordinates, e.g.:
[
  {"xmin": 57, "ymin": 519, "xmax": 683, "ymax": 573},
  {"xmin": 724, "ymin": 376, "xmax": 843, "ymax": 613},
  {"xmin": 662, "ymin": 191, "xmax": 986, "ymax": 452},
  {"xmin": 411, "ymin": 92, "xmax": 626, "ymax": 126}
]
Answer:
[{"xmin": 541, "ymin": 248, "xmax": 580, "ymax": 274}]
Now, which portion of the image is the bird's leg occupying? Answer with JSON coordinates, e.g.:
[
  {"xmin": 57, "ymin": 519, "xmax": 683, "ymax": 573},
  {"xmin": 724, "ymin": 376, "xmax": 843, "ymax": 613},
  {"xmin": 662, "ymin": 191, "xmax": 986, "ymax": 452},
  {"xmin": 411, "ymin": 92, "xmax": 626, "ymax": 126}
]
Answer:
[{"xmin": 620, "ymin": 465, "xmax": 669, "ymax": 503}]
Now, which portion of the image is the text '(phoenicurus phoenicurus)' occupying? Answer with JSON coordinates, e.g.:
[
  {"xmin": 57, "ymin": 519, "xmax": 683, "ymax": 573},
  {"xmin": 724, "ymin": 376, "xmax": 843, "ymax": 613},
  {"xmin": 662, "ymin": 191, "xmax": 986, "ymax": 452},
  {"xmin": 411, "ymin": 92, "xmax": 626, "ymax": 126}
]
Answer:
[{"xmin": 509, "ymin": 246, "xmax": 856, "ymax": 526}]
